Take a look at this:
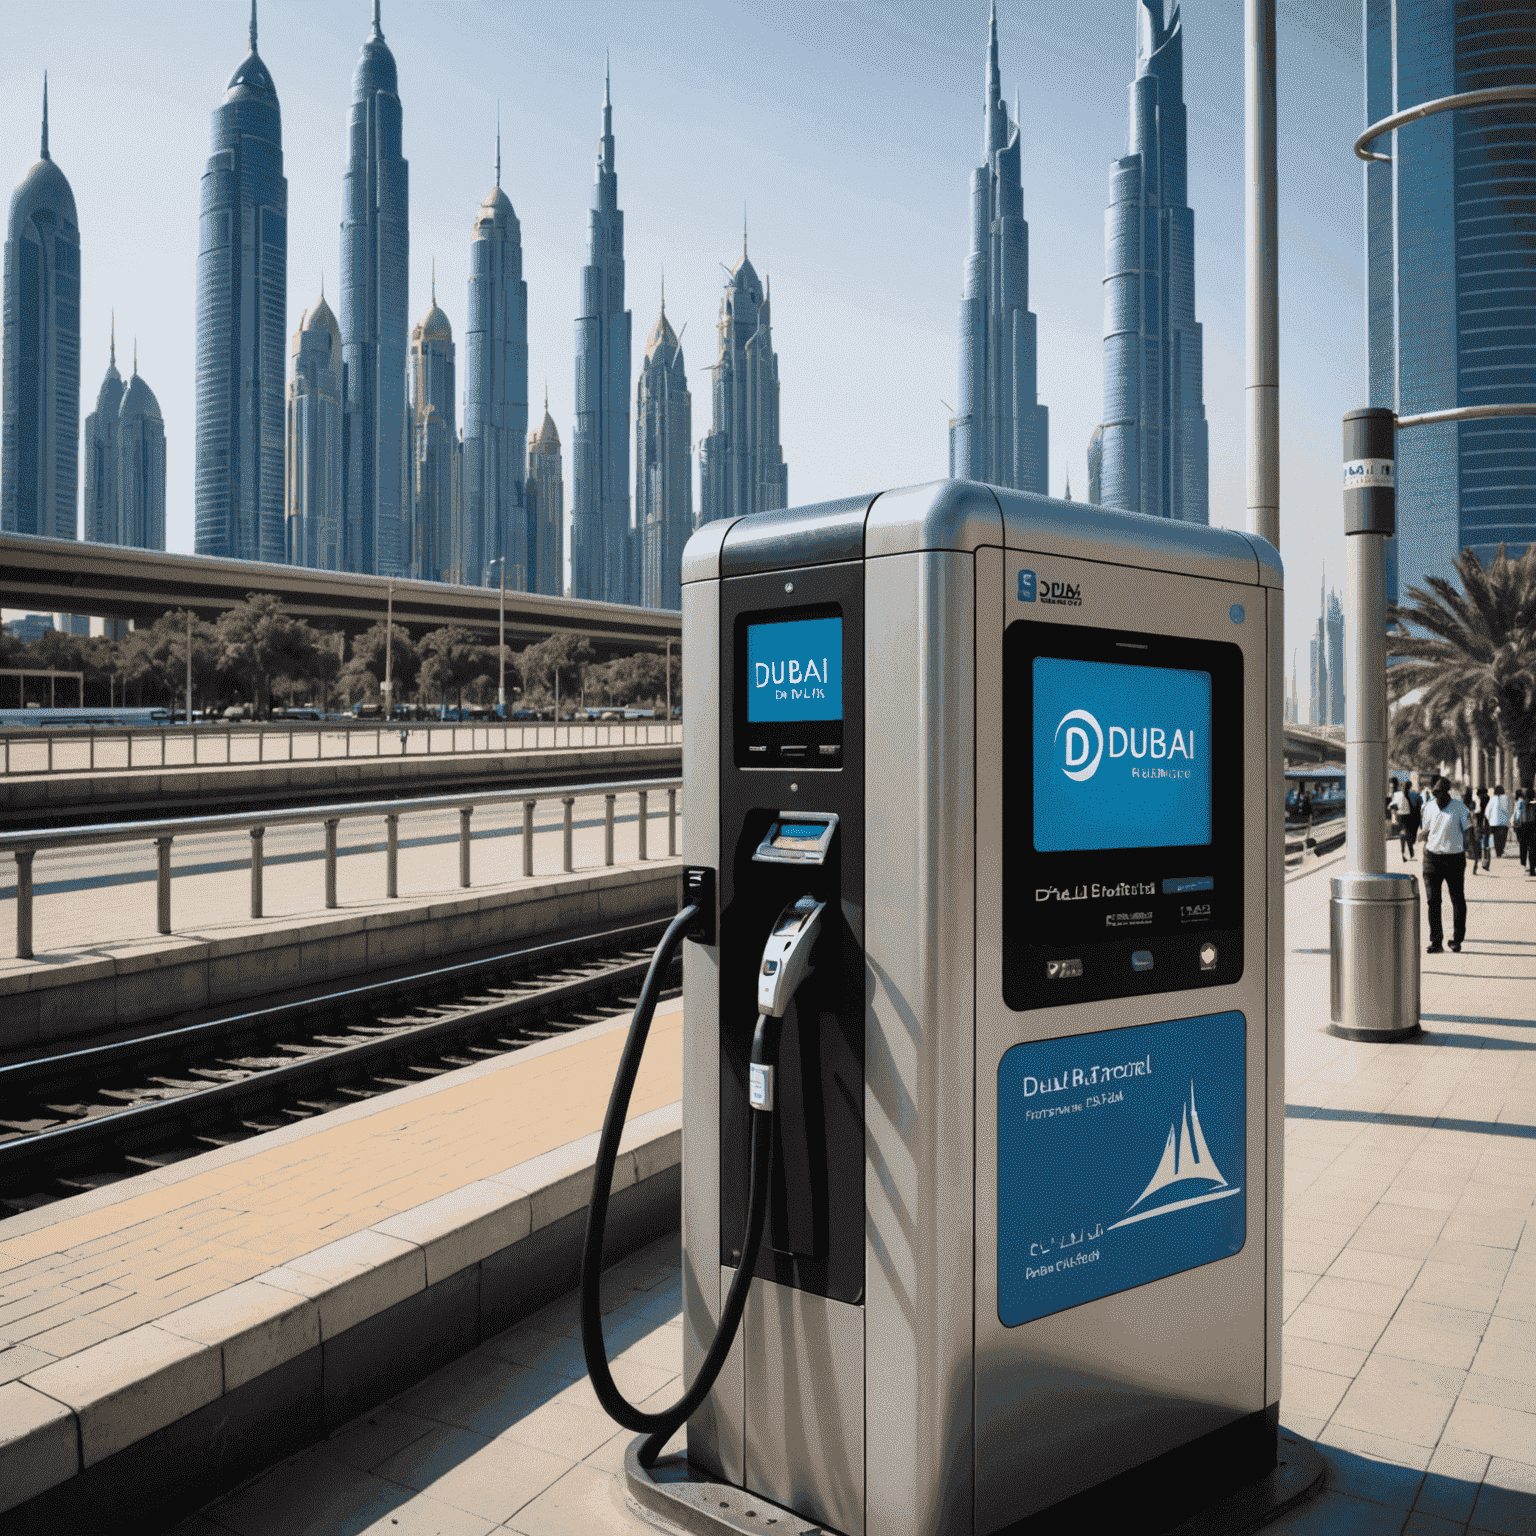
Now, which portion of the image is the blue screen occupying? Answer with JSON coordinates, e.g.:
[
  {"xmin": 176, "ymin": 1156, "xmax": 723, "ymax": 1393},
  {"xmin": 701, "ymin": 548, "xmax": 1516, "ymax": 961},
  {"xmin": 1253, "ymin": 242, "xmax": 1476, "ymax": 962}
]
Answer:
[
  {"xmin": 747, "ymin": 617, "xmax": 842, "ymax": 723},
  {"xmin": 1032, "ymin": 657, "xmax": 1212, "ymax": 852},
  {"xmin": 997, "ymin": 1011, "xmax": 1246, "ymax": 1326}
]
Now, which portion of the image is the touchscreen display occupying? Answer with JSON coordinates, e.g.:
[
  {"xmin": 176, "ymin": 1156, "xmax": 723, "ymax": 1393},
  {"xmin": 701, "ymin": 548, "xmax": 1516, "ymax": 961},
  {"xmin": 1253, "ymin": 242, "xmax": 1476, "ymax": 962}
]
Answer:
[
  {"xmin": 1032, "ymin": 657, "xmax": 1212, "ymax": 852},
  {"xmin": 747, "ymin": 616, "xmax": 842, "ymax": 723}
]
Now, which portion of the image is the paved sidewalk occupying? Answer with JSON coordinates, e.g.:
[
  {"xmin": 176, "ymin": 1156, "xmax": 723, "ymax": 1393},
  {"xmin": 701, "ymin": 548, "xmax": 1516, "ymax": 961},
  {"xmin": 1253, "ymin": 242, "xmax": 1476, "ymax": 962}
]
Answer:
[
  {"xmin": 161, "ymin": 853, "xmax": 1534, "ymax": 1536},
  {"xmin": 0, "ymin": 1004, "xmax": 682, "ymax": 1387}
]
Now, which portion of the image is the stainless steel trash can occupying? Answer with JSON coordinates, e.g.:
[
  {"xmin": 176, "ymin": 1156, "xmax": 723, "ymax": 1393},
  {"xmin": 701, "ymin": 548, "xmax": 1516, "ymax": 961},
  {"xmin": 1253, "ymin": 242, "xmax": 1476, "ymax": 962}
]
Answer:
[{"xmin": 1329, "ymin": 871, "xmax": 1421, "ymax": 1041}]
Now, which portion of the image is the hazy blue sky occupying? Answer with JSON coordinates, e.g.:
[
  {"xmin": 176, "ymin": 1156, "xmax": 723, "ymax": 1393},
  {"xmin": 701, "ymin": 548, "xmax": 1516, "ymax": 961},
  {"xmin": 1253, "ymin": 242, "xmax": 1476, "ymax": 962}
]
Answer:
[{"xmin": 2, "ymin": 0, "xmax": 1361, "ymax": 679}]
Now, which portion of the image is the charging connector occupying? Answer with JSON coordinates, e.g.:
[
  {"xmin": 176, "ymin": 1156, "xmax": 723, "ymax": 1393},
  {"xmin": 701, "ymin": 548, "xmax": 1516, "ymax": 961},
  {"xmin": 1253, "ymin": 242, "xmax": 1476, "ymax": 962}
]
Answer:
[{"xmin": 757, "ymin": 895, "xmax": 825, "ymax": 1019}]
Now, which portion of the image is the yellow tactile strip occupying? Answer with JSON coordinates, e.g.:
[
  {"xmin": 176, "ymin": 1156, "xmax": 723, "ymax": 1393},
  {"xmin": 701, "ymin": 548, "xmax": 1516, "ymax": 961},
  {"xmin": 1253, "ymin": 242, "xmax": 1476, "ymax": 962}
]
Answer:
[{"xmin": 0, "ymin": 1009, "xmax": 683, "ymax": 1376}]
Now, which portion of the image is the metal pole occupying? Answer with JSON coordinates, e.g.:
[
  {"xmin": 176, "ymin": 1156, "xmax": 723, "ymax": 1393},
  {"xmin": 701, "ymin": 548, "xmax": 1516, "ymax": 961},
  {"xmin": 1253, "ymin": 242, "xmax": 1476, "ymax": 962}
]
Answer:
[
  {"xmin": 1345, "ymin": 532, "xmax": 1386, "ymax": 875},
  {"xmin": 386, "ymin": 813, "xmax": 399, "ymax": 898},
  {"xmin": 666, "ymin": 637, "xmax": 672, "ymax": 733},
  {"xmin": 324, "ymin": 818, "xmax": 339, "ymax": 908},
  {"xmin": 186, "ymin": 608, "xmax": 193, "ymax": 727},
  {"xmin": 604, "ymin": 794, "xmax": 615, "ymax": 865},
  {"xmin": 522, "ymin": 798, "xmax": 537, "ymax": 876},
  {"xmin": 1246, "ymin": 0, "xmax": 1280, "ymax": 551},
  {"xmin": 668, "ymin": 787, "xmax": 677, "ymax": 856},
  {"xmin": 498, "ymin": 560, "xmax": 507, "ymax": 716},
  {"xmin": 459, "ymin": 806, "xmax": 472, "ymax": 888},
  {"xmin": 562, "ymin": 795, "xmax": 575, "ymax": 872},
  {"xmin": 156, "ymin": 837, "xmax": 173, "ymax": 934},
  {"xmin": 249, "ymin": 826, "xmax": 264, "ymax": 919},
  {"xmin": 15, "ymin": 849, "xmax": 34, "ymax": 960},
  {"xmin": 382, "ymin": 576, "xmax": 395, "ymax": 720},
  {"xmin": 637, "ymin": 790, "xmax": 649, "ymax": 861}
]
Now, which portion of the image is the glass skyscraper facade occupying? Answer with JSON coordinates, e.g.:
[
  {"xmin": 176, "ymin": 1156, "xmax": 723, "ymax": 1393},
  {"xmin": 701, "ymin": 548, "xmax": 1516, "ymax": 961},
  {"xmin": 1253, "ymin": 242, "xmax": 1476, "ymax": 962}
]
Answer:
[
  {"xmin": 3, "ymin": 79, "xmax": 80, "ymax": 542},
  {"xmin": 950, "ymin": 4, "xmax": 1047, "ymax": 493},
  {"xmin": 571, "ymin": 69, "xmax": 633, "ymax": 605},
  {"xmin": 340, "ymin": 0, "xmax": 409, "ymax": 576},
  {"xmin": 194, "ymin": 6, "xmax": 287, "ymax": 562},
  {"xmin": 1098, "ymin": 0, "xmax": 1208, "ymax": 523},
  {"xmin": 1365, "ymin": 0, "xmax": 1536, "ymax": 602}
]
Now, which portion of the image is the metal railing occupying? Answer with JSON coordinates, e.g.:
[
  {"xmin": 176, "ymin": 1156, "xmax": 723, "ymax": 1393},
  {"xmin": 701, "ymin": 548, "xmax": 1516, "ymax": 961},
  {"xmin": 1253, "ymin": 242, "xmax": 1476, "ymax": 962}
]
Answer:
[
  {"xmin": 2, "ymin": 774, "xmax": 682, "ymax": 960},
  {"xmin": 0, "ymin": 718, "xmax": 681, "ymax": 776}
]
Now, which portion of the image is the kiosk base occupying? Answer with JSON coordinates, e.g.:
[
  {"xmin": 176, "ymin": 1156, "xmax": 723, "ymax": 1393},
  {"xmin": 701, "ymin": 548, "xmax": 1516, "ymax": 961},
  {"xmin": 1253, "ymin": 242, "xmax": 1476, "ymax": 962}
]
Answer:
[{"xmin": 624, "ymin": 1428, "xmax": 1325, "ymax": 1536}]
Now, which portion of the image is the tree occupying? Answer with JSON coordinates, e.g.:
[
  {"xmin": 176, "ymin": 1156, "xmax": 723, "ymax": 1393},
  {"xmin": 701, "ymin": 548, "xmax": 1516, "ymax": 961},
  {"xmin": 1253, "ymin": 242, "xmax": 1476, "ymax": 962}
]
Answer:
[
  {"xmin": 215, "ymin": 594, "xmax": 319, "ymax": 717},
  {"xmin": 121, "ymin": 610, "xmax": 220, "ymax": 711},
  {"xmin": 1387, "ymin": 544, "xmax": 1536, "ymax": 788},
  {"xmin": 516, "ymin": 633, "xmax": 593, "ymax": 716},
  {"xmin": 341, "ymin": 620, "xmax": 419, "ymax": 708},
  {"xmin": 417, "ymin": 626, "xmax": 487, "ymax": 715}
]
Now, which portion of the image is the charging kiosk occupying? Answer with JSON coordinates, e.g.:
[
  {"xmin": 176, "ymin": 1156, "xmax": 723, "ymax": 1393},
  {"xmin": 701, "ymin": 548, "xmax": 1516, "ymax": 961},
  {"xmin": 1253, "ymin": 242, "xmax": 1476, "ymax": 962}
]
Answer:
[{"xmin": 584, "ymin": 479, "xmax": 1313, "ymax": 1536}]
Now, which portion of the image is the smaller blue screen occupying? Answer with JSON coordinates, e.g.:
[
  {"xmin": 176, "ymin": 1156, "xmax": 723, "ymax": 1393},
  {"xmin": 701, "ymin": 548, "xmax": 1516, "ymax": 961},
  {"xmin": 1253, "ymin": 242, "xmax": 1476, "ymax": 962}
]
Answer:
[
  {"xmin": 1033, "ymin": 657, "xmax": 1212, "ymax": 852},
  {"xmin": 747, "ymin": 617, "xmax": 842, "ymax": 723}
]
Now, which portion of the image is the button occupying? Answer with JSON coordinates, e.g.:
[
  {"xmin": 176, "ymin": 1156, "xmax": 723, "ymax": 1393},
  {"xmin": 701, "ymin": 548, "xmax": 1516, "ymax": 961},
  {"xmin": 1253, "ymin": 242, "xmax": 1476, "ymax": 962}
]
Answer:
[
  {"xmin": 1131, "ymin": 951, "xmax": 1154, "ymax": 972},
  {"xmin": 1046, "ymin": 959, "xmax": 1083, "ymax": 979},
  {"xmin": 818, "ymin": 745, "xmax": 839, "ymax": 756},
  {"xmin": 762, "ymin": 959, "xmax": 779, "ymax": 975},
  {"xmin": 1199, "ymin": 943, "xmax": 1218, "ymax": 971}
]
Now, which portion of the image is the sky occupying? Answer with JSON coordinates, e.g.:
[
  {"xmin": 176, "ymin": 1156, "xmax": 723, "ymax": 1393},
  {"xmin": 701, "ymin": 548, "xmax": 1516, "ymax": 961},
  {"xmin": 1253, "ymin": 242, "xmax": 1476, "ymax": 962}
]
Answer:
[{"xmin": 1, "ymin": 0, "xmax": 1362, "ymax": 683}]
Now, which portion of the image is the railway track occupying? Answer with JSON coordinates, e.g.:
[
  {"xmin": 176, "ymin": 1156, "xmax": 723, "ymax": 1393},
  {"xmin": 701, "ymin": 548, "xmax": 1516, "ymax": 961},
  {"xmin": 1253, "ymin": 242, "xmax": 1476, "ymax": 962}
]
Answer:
[{"xmin": 0, "ymin": 915, "xmax": 678, "ymax": 1216}]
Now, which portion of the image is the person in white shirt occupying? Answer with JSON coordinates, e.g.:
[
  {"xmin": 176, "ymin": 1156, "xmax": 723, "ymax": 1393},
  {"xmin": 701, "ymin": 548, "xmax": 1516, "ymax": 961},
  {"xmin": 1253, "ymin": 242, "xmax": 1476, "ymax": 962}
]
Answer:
[
  {"xmin": 1420, "ymin": 778, "xmax": 1472, "ymax": 953},
  {"xmin": 1486, "ymin": 785, "xmax": 1513, "ymax": 858},
  {"xmin": 1390, "ymin": 783, "xmax": 1417, "ymax": 860}
]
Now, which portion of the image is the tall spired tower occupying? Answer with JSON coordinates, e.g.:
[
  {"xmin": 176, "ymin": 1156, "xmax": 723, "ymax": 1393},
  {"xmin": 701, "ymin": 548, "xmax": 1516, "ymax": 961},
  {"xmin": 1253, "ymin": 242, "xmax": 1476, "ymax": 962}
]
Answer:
[
  {"xmin": 698, "ymin": 241, "xmax": 786, "ymax": 526},
  {"xmin": 84, "ymin": 326, "xmax": 123, "ymax": 544},
  {"xmin": 194, "ymin": 3, "xmax": 287, "ymax": 561},
  {"xmin": 949, "ymin": 4, "xmax": 1047, "ymax": 493},
  {"xmin": 3, "ymin": 77, "xmax": 82, "ymax": 541},
  {"xmin": 636, "ymin": 287, "xmax": 692, "ymax": 610},
  {"xmin": 340, "ymin": 0, "xmax": 409, "ymax": 575},
  {"xmin": 407, "ymin": 281, "xmax": 457, "ymax": 583},
  {"xmin": 571, "ymin": 64, "xmax": 632, "ymax": 604},
  {"xmin": 1099, "ymin": 0, "xmax": 1208, "ymax": 523},
  {"xmin": 463, "ymin": 127, "xmax": 529, "ymax": 590}
]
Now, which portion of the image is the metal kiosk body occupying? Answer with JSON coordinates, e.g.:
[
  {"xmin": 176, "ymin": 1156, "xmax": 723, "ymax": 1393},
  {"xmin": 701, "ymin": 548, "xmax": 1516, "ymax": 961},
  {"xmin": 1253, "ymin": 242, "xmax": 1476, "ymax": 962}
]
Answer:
[{"xmin": 667, "ymin": 480, "xmax": 1299, "ymax": 1536}]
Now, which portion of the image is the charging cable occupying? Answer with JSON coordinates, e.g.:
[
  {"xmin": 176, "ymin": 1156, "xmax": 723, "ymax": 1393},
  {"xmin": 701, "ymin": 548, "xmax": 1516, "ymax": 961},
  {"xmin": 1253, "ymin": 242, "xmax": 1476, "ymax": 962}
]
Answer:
[{"xmin": 580, "ymin": 896, "xmax": 824, "ymax": 1468}]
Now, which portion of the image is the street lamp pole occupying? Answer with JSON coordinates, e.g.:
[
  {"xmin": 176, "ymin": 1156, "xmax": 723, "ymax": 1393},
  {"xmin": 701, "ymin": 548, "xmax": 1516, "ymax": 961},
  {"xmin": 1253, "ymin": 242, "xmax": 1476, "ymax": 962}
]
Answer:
[
  {"xmin": 185, "ymin": 609, "xmax": 193, "ymax": 724},
  {"xmin": 497, "ymin": 558, "xmax": 507, "ymax": 716},
  {"xmin": 666, "ymin": 636, "xmax": 672, "ymax": 729},
  {"xmin": 1246, "ymin": 0, "xmax": 1280, "ymax": 552},
  {"xmin": 382, "ymin": 576, "xmax": 395, "ymax": 719}
]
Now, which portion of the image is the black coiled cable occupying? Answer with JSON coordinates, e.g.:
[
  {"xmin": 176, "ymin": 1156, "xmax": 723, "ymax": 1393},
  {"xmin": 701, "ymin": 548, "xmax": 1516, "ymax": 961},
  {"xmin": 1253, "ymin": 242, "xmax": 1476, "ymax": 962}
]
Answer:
[{"xmin": 579, "ymin": 903, "xmax": 780, "ymax": 1468}]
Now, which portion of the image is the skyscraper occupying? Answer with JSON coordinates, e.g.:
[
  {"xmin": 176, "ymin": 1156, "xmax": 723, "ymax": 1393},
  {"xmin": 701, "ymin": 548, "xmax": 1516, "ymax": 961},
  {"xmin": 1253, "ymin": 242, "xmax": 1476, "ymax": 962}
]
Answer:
[
  {"xmin": 571, "ymin": 65, "xmax": 632, "ymax": 604},
  {"xmin": 635, "ymin": 292, "xmax": 692, "ymax": 610},
  {"xmin": 698, "ymin": 242, "xmax": 787, "ymax": 526},
  {"xmin": 1087, "ymin": 424, "xmax": 1103, "ymax": 505},
  {"xmin": 408, "ymin": 284, "xmax": 457, "ymax": 583},
  {"xmin": 949, "ymin": 4, "xmax": 1047, "ymax": 494},
  {"xmin": 341, "ymin": 0, "xmax": 409, "ymax": 576},
  {"xmin": 463, "ymin": 132, "xmax": 528, "ymax": 590},
  {"xmin": 1099, "ymin": 0, "xmax": 1208, "ymax": 523},
  {"xmin": 194, "ymin": 3, "xmax": 287, "ymax": 562},
  {"xmin": 527, "ymin": 401, "xmax": 564, "ymax": 598},
  {"xmin": 118, "ymin": 349, "xmax": 166, "ymax": 551},
  {"xmin": 3, "ymin": 78, "xmax": 80, "ymax": 541},
  {"xmin": 1366, "ymin": 1, "xmax": 1536, "ymax": 603},
  {"xmin": 285, "ymin": 291, "xmax": 343, "ymax": 569},
  {"xmin": 1326, "ymin": 589, "xmax": 1345, "ymax": 727},
  {"xmin": 85, "ymin": 334, "xmax": 165, "ymax": 550},
  {"xmin": 1309, "ymin": 625, "xmax": 1326, "ymax": 728},
  {"xmin": 84, "ymin": 327, "xmax": 123, "ymax": 544}
]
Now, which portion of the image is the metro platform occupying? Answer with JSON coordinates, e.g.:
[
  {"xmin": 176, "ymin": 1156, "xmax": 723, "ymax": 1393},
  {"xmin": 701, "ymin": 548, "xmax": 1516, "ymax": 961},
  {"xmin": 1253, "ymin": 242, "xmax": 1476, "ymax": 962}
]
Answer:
[{"xmin": 0, "ymin": 853, "xmax": 1531, "ymax": 1535}]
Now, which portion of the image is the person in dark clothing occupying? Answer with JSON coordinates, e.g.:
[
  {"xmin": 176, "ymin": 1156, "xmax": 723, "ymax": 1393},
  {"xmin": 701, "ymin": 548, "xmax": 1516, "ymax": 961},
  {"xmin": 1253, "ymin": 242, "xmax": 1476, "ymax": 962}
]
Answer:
[{"xmin": 1422, "ymin": 779, "xmax": 1472, "ymax": 952}]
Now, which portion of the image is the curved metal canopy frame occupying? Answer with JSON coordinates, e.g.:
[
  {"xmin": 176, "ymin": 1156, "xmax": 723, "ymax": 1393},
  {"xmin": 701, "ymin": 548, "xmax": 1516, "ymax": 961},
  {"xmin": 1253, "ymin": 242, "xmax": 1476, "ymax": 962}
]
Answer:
[
  {"xmin": 1357, "ymin": 83, "xmax": 1536, "ymax": 433},
  {"xmin": 1354, "ymin": 83, "xmax": 1536, "ymax": 163}
]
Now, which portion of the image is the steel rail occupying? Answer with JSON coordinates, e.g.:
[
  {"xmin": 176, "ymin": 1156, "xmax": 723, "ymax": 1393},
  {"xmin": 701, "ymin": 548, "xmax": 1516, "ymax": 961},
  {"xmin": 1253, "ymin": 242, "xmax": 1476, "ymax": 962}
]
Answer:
[
  {"xmin": 0, "ymin": 924, "xmax": 678, "ymax": 1182},
  {"xmin": 1354, "ymin": 85, "xmax": 1536, "ymax": 163},
  {"xmin": 1395, "ymin": 403, "xmax": 1536, "ymax": 431}
]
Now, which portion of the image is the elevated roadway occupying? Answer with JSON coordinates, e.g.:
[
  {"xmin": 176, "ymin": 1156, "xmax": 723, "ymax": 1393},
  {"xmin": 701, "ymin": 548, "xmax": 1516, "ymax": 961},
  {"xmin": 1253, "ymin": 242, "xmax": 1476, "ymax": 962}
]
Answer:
[{"xmin": 0, "ymin": 532, "xmax": 680, "ymax": 656}]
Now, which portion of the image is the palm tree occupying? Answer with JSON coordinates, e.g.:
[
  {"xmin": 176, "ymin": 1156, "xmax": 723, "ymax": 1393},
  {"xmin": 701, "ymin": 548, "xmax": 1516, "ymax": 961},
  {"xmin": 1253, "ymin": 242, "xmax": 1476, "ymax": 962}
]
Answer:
[{"xmin": 1387, "ymin": 544, "xmax": 1536, "ymax": 788}]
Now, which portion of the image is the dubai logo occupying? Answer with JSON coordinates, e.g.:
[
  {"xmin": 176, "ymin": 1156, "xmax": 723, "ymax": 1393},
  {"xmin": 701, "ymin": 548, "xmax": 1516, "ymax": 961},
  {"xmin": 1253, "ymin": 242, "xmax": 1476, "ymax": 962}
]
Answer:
[
  {"xmin": 1107, "ymin": 1081, "xmax": 1241, "ymax": 1230},
  {"xmin": 1054, "ymin": 708, "xmax": 1104, "ymax": 781}
]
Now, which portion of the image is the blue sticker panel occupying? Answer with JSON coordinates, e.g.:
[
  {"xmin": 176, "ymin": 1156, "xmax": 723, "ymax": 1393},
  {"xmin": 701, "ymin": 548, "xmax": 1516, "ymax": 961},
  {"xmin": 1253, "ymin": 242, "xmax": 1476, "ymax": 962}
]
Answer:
[
  {"xmin": 746, "ymin": 617, "xmax": 843, "ymax": 723},
  {"xmin": 1032, "ymin": 656, "xmax": 1213, "ymax": 852},
  {"xmin": 997, "ymin": 1011, "xmax": 1246, "ymax": 1327}
]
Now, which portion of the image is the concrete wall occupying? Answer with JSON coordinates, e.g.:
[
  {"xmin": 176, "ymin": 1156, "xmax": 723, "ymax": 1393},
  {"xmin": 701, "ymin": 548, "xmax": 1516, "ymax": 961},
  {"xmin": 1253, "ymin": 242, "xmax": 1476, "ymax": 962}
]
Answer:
[{"xmin": 1, "ymin": 860, "xmax": 682, "ymax": 1050}]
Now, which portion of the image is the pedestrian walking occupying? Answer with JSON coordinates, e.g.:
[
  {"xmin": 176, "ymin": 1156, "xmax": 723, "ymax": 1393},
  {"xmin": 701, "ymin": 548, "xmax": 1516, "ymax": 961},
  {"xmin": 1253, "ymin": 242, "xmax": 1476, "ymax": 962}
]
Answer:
[
  {"xmin": 1390, "ymin": 781, "xmax": 1417, "ymax": 860},
  {"xmin": 1421, "ymin": 778, "xmax": 1471, "ymax": 953},
  {"xmin": 1486, "ymin": 784, "xmax": 1512, "ymax": 858},
  {"xmin": 1463, "ymin": 786, "xmax": 1485, "ymax": 875},
  {"xmin": 1515, "ymin": 787, "xmax": 1534, "ymax": 874}
]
